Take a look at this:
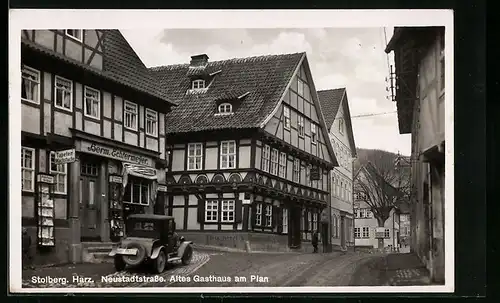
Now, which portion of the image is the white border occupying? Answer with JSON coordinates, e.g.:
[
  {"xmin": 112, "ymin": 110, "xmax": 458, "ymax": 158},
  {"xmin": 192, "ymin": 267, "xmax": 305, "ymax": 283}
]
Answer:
[{"xmin": 9, "ymin": 9, "xmax": 454, "ymax": 294}]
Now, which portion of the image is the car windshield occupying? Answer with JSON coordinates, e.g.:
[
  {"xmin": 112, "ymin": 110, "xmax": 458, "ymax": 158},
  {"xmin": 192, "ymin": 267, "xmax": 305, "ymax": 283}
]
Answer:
[{"xmin": 126, "ymin": 220, "xmax": 161, "ymax": 238}]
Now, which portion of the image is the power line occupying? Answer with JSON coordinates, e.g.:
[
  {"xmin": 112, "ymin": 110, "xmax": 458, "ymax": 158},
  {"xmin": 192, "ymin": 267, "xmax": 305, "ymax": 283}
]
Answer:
[{"xmin": 351, "ymin": 111, "xmax": 397, "ymax": 118}]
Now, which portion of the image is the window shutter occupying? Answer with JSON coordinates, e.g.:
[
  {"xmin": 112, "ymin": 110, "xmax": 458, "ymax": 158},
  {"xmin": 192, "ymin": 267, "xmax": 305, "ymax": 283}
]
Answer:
[
  {"xmin": 272, "ymin": 205, "xmax": 278, "ymax": 228},
  {"xmin": 235, "ymin": 200, "xmax": 243, "ymax": 223},
  {"xmin": 197, "ymin": 199, "xmax": 205, "ymax": 223},
  {"xmin": 277, "ymin": 206, "xmax": 283, "ymax": 233}
]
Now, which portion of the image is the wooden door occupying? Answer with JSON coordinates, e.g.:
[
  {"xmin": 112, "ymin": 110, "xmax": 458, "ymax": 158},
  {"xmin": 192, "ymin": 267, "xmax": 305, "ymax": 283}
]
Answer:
[
  {"xmin": 80, "ymin": 176, "xmax": 100, "ymax": 240},
  {"xmin": 289, "ymin": 206, "xmax": 301, "ymax": 248}
]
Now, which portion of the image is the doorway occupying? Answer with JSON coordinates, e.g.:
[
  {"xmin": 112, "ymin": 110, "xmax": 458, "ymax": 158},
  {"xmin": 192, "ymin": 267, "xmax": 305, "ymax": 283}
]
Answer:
[
  {"xmin": 340, "ymin": 215, "xmax": 346, "ymax": 249},
  {"xmin": 288, "ymin": 206, "xmax": 301, "ymax": 248},
  {"xmin": 80, "ymin": 159, "xmax": 101, "ymax": 241}
]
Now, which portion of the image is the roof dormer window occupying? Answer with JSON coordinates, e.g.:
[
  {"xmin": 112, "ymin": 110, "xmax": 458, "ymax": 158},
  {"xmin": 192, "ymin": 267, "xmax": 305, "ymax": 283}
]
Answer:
[
  {"xmin": 66, "ymin": 29, "xmax": 83, "ymax": 42},
  {"xmin": 218, "ymin": 103, "xmax": 233, "ymax": 114},
  {"xmin": 192, "ymin": 79, "xmax": 205, "ymax": 90}
]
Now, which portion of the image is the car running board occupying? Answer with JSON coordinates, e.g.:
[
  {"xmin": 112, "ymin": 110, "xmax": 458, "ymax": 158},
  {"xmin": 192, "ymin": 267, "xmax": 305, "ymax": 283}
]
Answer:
[{"xmin": 167, "ymin": 256, "xmax": 181, "ymax": 262}]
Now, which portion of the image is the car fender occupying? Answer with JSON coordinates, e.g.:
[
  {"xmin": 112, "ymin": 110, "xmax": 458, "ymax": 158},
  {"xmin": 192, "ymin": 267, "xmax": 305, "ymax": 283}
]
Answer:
[
  {"xmin": 178, "ymin": 241, "xmax": 193, "ymax": 258},
  {"xmin": 150, "ymin": 246, "xmax": 165, "ymax": 260},
  {"xmin": 109, "ymin": 247, "xmax": 118, "ymax": 257}
]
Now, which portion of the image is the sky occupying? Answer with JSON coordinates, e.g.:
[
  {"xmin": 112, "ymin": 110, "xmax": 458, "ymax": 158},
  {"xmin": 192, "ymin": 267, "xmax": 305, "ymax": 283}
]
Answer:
[{"xmin": 122, "ymin": 28, "xmax": 411, "ymax": 156}]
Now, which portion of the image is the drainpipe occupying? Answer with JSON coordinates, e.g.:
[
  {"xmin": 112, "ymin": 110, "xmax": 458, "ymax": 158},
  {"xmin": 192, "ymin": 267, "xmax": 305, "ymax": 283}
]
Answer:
[{"xmin": 352, "ymin": 157, "xmax": 356, "ymax": 252}]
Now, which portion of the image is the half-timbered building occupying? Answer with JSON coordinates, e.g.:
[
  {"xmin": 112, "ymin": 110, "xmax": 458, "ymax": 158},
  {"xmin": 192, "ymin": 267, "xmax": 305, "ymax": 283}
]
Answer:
[
  {"xmin": 150, "ymin": 53, "xmax": 338, "ymax": 252},
  {"xmin": 318, "ymin": 88, "xmax": 357, "ymax": 250},
  {"xmin": 20, "ymin": 29, "xmax": 176, "ymax": 264}
]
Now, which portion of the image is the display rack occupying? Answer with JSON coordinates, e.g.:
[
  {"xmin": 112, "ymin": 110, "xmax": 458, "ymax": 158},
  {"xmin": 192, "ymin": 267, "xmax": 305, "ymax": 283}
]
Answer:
[
  {"xmin": 108, "ymin": 174, "xmax": 124, "ymax": 242},
  {"xmin": 36, "ymin": 173, "xmax": 55, "ymax": 247}
]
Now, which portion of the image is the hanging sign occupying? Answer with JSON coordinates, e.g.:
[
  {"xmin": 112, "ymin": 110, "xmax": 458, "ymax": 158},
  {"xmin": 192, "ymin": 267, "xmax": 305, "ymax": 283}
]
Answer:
[
  {"xmin": 375, "ymin": 227, "xmax": 387, "ymax": 239},
  {"xmin": 53, "ymin": 148, "xmax": 76, "ymax": 165},
  {"xmin": 157, "ymin": 184, "xmax": 167, "ymax": 192},
  {"xmin": 310, "ymin": 167, "xmax": 321, "ymax": 180}
]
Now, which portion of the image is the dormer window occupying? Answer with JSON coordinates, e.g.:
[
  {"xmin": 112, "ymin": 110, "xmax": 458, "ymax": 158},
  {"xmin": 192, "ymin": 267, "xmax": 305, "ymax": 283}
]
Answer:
[
  {"xmin": 218, "ymin": 103, "xmax": 232, "ymax": 114},
  {"xmin": 65, "ymin": 29, "xmax": 83, "ymax": 42},
  {"xmin": 192, "ymin": 79, "xmax": 205, "ymax": 90}
]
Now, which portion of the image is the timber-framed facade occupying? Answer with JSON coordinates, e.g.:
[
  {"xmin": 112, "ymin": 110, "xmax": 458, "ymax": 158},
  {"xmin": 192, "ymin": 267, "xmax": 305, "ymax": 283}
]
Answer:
[
  {"xmin": 20, "ymin": 29, "xmax": 176, "ymax": 265},
  {"xmin": 152, "ymin": 53, "xmax": 338, "ymax": 252}
]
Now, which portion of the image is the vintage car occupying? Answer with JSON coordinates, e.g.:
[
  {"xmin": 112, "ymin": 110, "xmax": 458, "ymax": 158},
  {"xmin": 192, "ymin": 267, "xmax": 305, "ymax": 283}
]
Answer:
[{"xmin": 109, "ymin": 214, "xmax": 193, "ymax": 273}]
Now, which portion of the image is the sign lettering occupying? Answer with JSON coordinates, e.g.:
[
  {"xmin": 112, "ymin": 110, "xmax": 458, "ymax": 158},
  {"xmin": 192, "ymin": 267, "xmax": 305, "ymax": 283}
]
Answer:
[
  {"xmin": 157, "ymin": 185, "xmax": 167, "ymax": 192},
  {"xmin": 310, "ymin": 167, "xmax": 321, "ymax": 180},
  {"xmin": 37, "ymin": 174, "xmax": 54, "ymax": 184},
  {"xmin": 54, "ymin": 148, "xmax": 76, "ymax": 165},
  {"xmin": 80, "ymin": 141, "xmax": 153, "ymax": 167},
  {"xmin": 109, "ymin": 175, "xmax": 123, "ymax": 183}
]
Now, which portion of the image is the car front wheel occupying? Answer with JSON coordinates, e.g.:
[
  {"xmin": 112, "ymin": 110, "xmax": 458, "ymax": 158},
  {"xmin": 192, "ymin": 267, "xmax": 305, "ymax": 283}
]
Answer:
[
  {"xmin": 181, "ymin": 245, "xmax": 193, "ymax": 265},
  {"xmin": 114, "ymin": 256, "xmax": 126, "ymax": 272},
  {"xmin": 154, "ymin": 250, "xmax": 166, "ymax": 273}
]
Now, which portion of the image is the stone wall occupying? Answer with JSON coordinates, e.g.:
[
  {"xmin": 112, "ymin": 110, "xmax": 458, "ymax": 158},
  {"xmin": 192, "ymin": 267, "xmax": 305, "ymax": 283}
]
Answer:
[{"xmin": 23, "ymin": 226, "xmax": 71, "ymax": 266}]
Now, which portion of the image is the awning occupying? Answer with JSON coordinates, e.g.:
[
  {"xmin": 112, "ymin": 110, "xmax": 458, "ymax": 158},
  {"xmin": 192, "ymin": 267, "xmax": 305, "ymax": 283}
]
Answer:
[{"xmin": 122, "ymin": 162, "xmax": 159, "ymax": 205}]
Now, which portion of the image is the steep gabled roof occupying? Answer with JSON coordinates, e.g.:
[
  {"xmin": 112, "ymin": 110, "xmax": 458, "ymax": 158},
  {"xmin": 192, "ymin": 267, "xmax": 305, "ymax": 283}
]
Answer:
[
  {"xmin": 149, "ymin": 53, "xmax": 304, "ymax": 134},
  {"xmin": 102, "ymin": 30, "xmax": 176, "ymax": 105},
  {"xmin": 318, "ymin": 88, "xmax": 357, "ymax": 157},
  {"xmin": 317, "ymin": 88, "xmax": 345, "ymax": 129}
]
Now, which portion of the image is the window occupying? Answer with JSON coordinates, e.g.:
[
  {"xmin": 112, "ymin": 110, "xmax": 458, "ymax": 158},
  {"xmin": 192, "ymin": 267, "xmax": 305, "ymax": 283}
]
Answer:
[
  {"xmin": 255, "ymin": 204, "xmax": 262, "ymax": 226},
  {"xmin": 221, "ymin": 200, "xmax": 235, "ymax": 223},
  {"xmin": 270, "ymin": 149, "xmax": 279, "ymax": 175},
  {"xmin": 362, "ymin": 227, "xmax": 370, "ymax": 238},
  {"xmin": 283, "ymin": 106, "xmax": 291, "ymax": 129},
  {"xmin": 66, "ymin": 29, "xmax": 83, "ymax": 42},
  {"xmin": 298, "ymin": 116, "xmax": 305, "ymax": 137},
  {"xmin": 84, "ymin": 86, "xmax": 100, "ymax": 119},
  {"xmin": 124, "ymin": 101, "xmax": 138, "ymax": 130},
  {"xmin": 339, "ymin": 118, "xmax": 344, "ymax": 134},
  {"xmin": 265, "ymin": 204, "xmax": 272, "ymax": 227},
  {"xmin": 366, "ymin": 209, "xmax": 373, "ymax": 218},
  {"xmin": 218, "ymin": 103, "xmax": 232, "ymax": 114},
  {"xmin": 384, "ymin": 228, "xmax": 390, "ymax": 239},
  {"xmin": 354, "ymin": 208, "xmax": 359, "ymax": 218},
  {"xmin": 278, "ymin": 152, "xmax": 287, "ymax": 178},
  {"xmin": 21, "ymin": 66, "xmax": 40, "ymax": 104},
  {"xmin": 192, "ymin": 79, "xmax": 205, "ymax": 90},
  {"xmin": 54, "ymin": 76, "xmax": 72, "ymax": 111},
  {"xmin": 261, "ymin": 145, "xmax": 270, "ymax": 172},
  {"xmin": 220, "ymin": 140, "xmax": 236, "ymax": 169},
  {"xmin": 311, "ymin": 123, "xmax": 317, "ymax": 144},
  {"xmin": 205, "ymin": 200, "xmax": 218, "ymax": 222},
  {"xmin": 340, "ymin": 181, "xmax": 344, "ymax": 199},
  {"xmin": 293, "ymin": 158, "xmax": 300, "ymax": 182},
  {"xmin": 21, "ymin": 147, "xmax": 35, "ymax": 192},
  {"xmin": 354, "ymin": 227, "xmax": 361, "ymax": 238},
  {"xmin": 49, "ymin": 152, "xmax": 67, "ymax": 194},
  {"xmin": 187, "ymin": 143, "xmax": 203, "ymax": 170},
  {"xmin": 123, "ymin": 178, "xmax": 150, "ymax": 205},
  {"xmin": 282, "ymin": 208, "xmax": 288, "ymax": 234},
  {"xmin": 297, "ymin": 78, "xmax": 304, "ymax": 97},
  {"xmin": 145, "ymin": 109, "xmax": 158, "ymax": 136}
]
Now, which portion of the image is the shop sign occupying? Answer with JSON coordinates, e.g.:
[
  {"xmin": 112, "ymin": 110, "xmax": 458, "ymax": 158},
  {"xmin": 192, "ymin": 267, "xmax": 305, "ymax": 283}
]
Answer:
[
  {"xmin": 80, "ymin": 140, "xmax": 154, "ymax": 167},
  {"xmin": 53, "ymin": 148, "xmax": 76, "ymax": 165},
  {"xmin": 310, "ymin": 167, "xmax": 321, "ymax": 180},
  {"xmin": 157, "ymin": 184, "xmax": 167, "ymax": 192},
  {"xmin": 37, "ymin": 174, "xmax": 54, "ymax": 184},
  {"xmin": 109, "ymin": 175, "xmax": 123, "ymax": 184}
]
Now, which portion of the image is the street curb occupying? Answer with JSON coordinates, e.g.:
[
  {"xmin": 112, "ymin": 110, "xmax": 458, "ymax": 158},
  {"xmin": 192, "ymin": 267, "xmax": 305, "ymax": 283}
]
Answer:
[{"xmin": 193, "ymin": 244, "xmax": 307, "ymax": 254}]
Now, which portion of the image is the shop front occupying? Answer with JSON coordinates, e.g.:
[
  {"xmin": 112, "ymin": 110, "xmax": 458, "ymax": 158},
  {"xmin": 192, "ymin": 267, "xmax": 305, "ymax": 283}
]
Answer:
[{"xmin": 60, "ymin": 132, "xmax": 168, "ymax": 262}]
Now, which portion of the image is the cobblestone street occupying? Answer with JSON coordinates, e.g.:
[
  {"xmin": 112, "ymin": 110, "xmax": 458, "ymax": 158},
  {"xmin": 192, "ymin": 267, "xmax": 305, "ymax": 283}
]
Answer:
[{"xmin": 22, "ymin": 249, "xmax": 392, "ymax": 288}]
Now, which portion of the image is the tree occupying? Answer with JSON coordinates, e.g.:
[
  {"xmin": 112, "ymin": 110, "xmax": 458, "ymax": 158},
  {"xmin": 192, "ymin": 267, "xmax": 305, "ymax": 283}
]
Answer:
[{"xmin": 354, "ymin": 150, "xmax": 406, "ymax": 250}]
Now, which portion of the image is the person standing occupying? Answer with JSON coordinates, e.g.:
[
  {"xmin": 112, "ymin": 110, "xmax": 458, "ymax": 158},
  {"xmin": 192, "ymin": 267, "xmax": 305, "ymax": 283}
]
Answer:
[{"xmin": 312, "ymin": 231, "xmax": 319, "ymax": 253}]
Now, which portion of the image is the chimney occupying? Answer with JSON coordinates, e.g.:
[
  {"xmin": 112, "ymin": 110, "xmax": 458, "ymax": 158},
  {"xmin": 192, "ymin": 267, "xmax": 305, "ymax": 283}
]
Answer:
[{"xmin": 190, "ymin": 54, "xmax": 209, "ymax": 67}]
